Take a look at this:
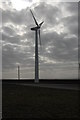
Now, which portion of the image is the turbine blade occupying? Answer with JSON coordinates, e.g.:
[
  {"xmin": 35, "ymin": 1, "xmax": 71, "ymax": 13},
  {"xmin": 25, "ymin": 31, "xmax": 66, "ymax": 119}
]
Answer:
[
  {"xmin": 30, "ymin": 9, "xmax": 39, "ymax": 26},
  {"xmin": 39, "ymin": 29, "xmax": 41, "ymax": 46},
  {"xmin": 39, "ymin": 21, "xmax": 44, "ymax": 27}
]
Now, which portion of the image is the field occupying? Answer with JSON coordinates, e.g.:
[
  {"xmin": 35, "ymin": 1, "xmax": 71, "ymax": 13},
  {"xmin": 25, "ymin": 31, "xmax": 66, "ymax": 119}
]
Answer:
[{"xmin": 2, "ymin": 80, "xmax": 80, "ymax": 119}]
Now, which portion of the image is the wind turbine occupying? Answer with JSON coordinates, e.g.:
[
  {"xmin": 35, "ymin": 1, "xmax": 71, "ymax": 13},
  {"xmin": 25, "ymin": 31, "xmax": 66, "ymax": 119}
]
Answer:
[
  {"xmin": 18, "ymin": 65, "xmax": 20, "ymax": 80},
  {"xmin": 30, "ymin": 9, "xmax": 44, "ymax": 83}
]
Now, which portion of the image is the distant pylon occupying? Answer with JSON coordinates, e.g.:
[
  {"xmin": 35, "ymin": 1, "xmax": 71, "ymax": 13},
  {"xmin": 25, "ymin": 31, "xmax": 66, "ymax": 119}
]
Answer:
[
  {"xmin": 18, "ymin": 65, "xmax": 20, "ymax": 80},
  {"xmin": 78, "ymin": 63, "xmax": 80, "ymax": 79}
]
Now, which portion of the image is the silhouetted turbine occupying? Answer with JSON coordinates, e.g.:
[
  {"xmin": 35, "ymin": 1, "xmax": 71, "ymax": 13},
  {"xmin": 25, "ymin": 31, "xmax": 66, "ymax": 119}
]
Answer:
[{"xmin": 30, "ymin": 9, "xmax": 44, "ymax": 83}]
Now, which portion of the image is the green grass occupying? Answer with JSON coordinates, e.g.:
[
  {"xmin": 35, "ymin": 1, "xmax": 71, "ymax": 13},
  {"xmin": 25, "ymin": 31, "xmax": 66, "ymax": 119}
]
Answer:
[{"xmin": 2, "ymin": 83, "xmax": 79, "ymax": 119}]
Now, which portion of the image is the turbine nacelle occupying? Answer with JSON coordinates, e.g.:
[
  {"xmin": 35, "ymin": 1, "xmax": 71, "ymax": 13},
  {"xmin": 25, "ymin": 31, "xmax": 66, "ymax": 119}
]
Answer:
[
  {"xmin": 31, "ymin": 26, "xmax": 40, "ymax": 31},
  {"xmin": 31, "ymin": 21, "xmax": 44, "ymax": 31}
]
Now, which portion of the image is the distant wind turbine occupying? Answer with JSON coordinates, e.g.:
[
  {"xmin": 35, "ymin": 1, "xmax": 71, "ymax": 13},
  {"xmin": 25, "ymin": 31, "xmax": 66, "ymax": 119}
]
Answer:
[
  {"xmin": 18, "ymin": 65, "xmax": 20, "ymax": 80},
  {"xmin": 30, "ymin": 9, "xmax": 44, "ymax": 83}
]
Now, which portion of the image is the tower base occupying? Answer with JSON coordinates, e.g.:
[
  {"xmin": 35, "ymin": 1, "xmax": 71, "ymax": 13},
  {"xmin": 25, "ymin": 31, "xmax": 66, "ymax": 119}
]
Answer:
[{"xmin": 34, "ymin": 79, "xmax": 39, "ymax": 83}]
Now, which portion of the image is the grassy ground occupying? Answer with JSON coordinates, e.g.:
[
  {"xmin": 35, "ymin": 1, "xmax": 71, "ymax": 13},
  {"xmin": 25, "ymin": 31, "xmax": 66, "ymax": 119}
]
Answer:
[{"xmin": 2, "ymin": 83, "xmax": 80, "ymax": 119}]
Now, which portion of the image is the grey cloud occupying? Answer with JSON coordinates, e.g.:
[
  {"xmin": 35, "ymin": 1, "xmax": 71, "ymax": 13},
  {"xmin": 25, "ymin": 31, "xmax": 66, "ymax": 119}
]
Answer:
[
  {"xmin": 2, "ymin": 43, "xmax": 34, "ymax": 69},
  {"xmin": 0, "ymin": 8, "xmax": 2, "ymax": 24},
  {"xmin": 41, "ymin": 31, "xmax": 62, "ymax": 46},
  {"xmin": 62, "ymin": 15, "xmax": 78, "ymax": 35},
  {"xmin": 40, "ymin": 31, "xmax": 78, "ymax": 62},
  {"xmin": 3, "ymin": 26, "xmax": 16, "ymax": 36},
  {"xmin": 2, "ymin": 33, "xmax": 20, "ymax": 44},
  {"xmin": 64, "ymin": 2, "xmax": 78, "ymax": 15},
  {"xmin": 2, "ymin": 9, "xmax": 27, "ymax": 25},
  {"xmin": 33, "ymin": 2, "xmax": 62, "ymax": 27}
]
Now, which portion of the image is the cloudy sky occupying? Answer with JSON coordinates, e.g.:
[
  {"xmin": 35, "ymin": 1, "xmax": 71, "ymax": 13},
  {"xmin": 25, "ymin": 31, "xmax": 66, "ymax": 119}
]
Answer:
[{"xmin": 1, "ymin": 0, "xmax": 79, "ymax": 79}]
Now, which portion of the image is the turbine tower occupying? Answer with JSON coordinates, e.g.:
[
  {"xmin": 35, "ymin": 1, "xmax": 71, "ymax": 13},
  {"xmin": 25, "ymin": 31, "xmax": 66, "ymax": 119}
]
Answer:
[{"xmin": 30, "ymin": 9, "xmax": 44, "ymax": 83}]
